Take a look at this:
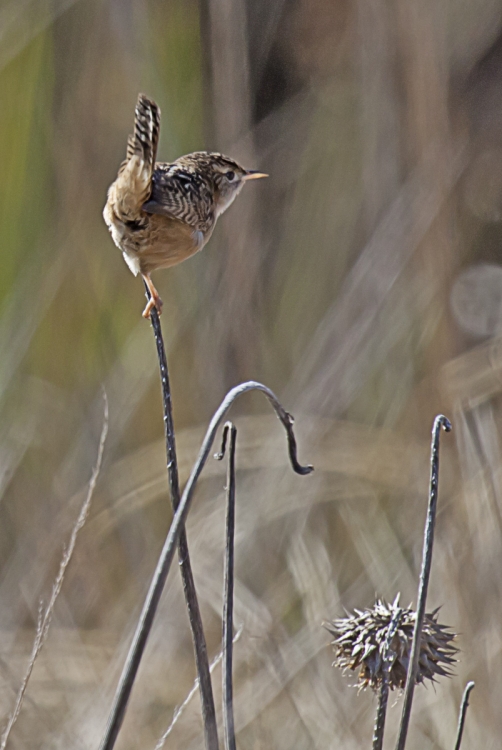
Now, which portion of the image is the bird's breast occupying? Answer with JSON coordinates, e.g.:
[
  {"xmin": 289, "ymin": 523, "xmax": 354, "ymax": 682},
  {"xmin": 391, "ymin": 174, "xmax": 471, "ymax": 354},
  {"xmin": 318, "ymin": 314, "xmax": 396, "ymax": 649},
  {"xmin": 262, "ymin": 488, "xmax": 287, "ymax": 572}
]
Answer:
[
  {"xmin": 134, "ymin": 214, "xmax": 210, "ymax": 274},
  {"xmin": 104, "ymin": 194, "xmax": 214, "ymax": 275}
]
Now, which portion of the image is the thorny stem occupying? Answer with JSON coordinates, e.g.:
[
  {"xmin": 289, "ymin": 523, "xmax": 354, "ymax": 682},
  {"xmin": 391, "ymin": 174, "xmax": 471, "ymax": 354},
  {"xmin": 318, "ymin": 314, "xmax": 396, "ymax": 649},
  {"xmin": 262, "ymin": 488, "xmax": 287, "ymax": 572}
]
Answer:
[
  {"xmin": 454, "ymin": 682, "xmax": 475, "ymax": 750},
  {"xmin": 372, "ymin": 605, "xmax": 403, "ymax": 750},
  {"xmin": 217, "ymin": 423, "xmax": 238, "ymax": 750},
  {"xmin": 147, "ymin": 292, "xmax": 219, "ymax": 750},
  {"xmin": 98, "ymin": 380, "xmax": 312, "ymax": 750},
  {"xmin": 394, "ymin": 415, "xmax": 452, "ymax": 750}
]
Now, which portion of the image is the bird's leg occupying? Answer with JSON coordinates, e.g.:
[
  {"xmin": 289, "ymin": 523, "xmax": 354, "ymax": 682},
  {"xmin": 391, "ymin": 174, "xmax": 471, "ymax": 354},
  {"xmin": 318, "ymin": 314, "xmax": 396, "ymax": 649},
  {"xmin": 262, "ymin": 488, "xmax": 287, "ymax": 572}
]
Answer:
[{"xmin": 141, "ymin": 274, "xmax": 163, "ymax": 318}]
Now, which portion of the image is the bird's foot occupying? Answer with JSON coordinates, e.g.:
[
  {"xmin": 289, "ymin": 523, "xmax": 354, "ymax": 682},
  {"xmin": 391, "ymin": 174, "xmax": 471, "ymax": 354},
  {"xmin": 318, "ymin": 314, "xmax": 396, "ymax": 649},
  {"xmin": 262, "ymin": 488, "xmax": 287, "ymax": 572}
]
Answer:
[{"xmin": 142, "ymin": 293, "xmax": 163, "ymax": 318}]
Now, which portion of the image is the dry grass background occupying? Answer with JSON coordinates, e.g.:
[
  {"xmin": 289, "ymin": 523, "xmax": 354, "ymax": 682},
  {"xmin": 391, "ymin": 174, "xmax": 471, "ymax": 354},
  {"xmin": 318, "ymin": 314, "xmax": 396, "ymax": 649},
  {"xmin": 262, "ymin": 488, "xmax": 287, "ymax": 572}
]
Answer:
[{"xmin": 1, "ymin": 0, "xmax": 502, "ymax": 747}]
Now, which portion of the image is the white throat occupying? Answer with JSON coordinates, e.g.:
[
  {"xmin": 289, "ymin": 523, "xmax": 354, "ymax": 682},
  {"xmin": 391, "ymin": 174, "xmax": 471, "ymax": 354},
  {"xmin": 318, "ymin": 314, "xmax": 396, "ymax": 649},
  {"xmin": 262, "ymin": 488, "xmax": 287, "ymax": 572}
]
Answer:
[{"xmin": 216, "ymin": 183, "xmax": 244, "ymax": 217}]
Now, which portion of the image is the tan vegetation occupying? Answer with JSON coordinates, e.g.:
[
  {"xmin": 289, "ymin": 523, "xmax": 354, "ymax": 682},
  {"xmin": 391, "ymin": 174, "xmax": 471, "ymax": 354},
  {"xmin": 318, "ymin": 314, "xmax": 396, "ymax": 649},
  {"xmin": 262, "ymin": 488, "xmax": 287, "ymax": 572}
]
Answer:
[{"xmin": 1, "ymin": 0, "xmax": 502, "ymax": 747}]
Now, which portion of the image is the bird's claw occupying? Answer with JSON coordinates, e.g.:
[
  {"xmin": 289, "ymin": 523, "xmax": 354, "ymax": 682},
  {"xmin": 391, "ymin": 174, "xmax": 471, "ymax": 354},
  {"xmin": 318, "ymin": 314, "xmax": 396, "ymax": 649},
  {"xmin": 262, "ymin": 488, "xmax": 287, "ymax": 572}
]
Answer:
[{"xmin": 142, "ymin": 295, "xmax": 163, "ymax": 318}]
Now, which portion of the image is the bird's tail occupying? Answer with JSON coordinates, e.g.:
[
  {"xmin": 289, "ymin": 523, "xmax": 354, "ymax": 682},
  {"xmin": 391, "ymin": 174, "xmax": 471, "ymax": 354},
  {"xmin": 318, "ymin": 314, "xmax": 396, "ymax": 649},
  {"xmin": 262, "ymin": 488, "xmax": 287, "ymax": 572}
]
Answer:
[
  {"xmin": 127, "ymin": 94, "xmax": 161, "ymax": 174},
  {"xmin": 110, "ymin": 94, "xmax": 161, "ymax": 219}
]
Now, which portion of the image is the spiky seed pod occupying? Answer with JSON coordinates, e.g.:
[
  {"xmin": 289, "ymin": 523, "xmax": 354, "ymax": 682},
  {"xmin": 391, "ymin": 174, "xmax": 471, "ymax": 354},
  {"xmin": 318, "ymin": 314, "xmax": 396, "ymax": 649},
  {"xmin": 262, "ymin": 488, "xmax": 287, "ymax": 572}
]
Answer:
[{"xmin": 325, "ymin": 596, "xmax": 458, "ymax": 692}]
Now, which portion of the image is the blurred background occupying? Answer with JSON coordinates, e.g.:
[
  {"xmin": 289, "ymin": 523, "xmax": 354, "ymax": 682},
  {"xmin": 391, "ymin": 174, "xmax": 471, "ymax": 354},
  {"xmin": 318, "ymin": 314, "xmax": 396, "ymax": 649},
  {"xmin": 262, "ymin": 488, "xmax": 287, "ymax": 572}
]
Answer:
[{"xmin": 1, "ymin": 0, "xmax": 502, "ymax": 747}]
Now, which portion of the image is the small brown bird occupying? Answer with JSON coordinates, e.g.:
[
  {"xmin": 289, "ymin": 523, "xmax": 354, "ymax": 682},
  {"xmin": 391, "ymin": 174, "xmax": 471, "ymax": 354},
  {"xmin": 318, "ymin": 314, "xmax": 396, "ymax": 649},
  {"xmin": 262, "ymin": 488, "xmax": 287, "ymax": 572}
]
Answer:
[{"xmin": 103, "ymin": 94, "xmax": 267, "ymax": 317}]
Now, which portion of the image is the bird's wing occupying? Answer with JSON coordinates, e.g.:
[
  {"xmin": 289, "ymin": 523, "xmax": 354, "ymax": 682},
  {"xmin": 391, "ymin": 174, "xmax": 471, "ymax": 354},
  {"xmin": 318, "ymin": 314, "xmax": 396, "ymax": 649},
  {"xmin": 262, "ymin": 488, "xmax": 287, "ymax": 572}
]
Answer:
[{"xmin": 142, "ymin": 163, "xmax": 214, "ymax": 232}]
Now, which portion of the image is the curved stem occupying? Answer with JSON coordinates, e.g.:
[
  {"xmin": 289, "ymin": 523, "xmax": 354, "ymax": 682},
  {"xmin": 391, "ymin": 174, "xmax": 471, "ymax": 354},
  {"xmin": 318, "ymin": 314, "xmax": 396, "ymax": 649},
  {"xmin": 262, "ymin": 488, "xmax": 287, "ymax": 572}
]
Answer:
[
  {"xmin": 98, "ymin": 381, "xmax": 313, "ymax": 750},
  {"xmin": 394, "ymin": 414, "xmax": 452, "ymax": 750},
  {"xmin": 454, "ymin": 682, "xmax": 475, "ymax": 750},
  {"xmin": 148, "ymin": 297, "xmax": 218, "ymax": 750}
]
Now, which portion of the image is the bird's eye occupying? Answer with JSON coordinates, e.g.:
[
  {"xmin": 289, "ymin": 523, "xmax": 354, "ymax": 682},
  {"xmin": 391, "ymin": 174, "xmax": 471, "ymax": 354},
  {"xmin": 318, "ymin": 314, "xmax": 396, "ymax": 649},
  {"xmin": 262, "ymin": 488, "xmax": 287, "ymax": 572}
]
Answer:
[{"xmin": 226, "ymin": 170, "xmax": 235, "ymax": 181}]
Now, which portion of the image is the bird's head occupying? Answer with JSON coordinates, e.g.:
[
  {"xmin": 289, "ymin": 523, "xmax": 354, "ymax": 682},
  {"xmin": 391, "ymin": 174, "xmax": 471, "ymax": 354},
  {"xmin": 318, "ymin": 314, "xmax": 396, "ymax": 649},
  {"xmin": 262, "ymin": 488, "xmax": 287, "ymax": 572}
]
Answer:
[{"xmin": 192, "ymin": 152, "xmax": 268, "ymax": 216}]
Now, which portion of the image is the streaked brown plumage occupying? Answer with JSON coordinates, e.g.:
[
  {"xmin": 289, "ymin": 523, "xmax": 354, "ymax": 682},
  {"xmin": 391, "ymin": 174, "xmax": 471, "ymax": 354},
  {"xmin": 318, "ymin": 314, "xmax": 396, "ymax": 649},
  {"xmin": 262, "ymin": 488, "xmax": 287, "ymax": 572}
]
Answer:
[{"xmin": 103, "ymin": 94, "xmax": 267, "ymax": 317}]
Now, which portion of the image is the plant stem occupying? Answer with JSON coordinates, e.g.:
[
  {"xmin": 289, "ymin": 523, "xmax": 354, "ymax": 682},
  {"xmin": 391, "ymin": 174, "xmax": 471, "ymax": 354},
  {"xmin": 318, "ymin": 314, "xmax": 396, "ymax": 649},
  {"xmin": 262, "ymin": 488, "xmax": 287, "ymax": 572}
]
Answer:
[
  {"xmin": 148, "ymin": 301, "xmax": 219, "ymax": 750},
  {"xmin": 219, "ymin": 423, "xmax": 237, "ymax": 750},
  {"xmin": 98, "ymin": 380, "xmax": 312, "ymax": 750},
  {"xmin": 394, "ymin": 414, "xmax": 451, "ymax": 750},
  {"xmin": 372, "ymin": 605, "xmax": 403, "ymax": 750},
  {"xmin": 454, "ymin": 681, "xmax": 475, "ymax": 750}
]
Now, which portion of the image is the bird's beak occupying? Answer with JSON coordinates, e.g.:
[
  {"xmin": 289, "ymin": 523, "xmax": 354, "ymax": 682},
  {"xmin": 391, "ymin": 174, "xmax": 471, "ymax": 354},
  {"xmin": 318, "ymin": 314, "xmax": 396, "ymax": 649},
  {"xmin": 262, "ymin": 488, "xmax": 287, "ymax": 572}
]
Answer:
[{"xmin": 243, "ymin": 171, "xmax": 268, "ymax": 180}]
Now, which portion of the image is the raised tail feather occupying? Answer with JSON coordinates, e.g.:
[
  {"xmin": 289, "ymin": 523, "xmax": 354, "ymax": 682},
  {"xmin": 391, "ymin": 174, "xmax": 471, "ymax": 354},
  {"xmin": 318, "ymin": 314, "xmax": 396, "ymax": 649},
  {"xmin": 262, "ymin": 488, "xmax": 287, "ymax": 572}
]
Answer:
[
  {"xmin": 126, "ymin": 94, "xmax": 161, "ymax": 173},
  {"xmin": 108, "ymin": 95, "xmax": 161, "ymax": 223}
]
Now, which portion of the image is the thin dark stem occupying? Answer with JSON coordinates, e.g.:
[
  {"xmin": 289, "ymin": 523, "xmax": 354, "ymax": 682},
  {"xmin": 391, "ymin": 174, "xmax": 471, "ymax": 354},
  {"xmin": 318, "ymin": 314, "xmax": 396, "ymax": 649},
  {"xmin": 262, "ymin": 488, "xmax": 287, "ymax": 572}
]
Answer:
[
  {"xmin": 372, "ymin": 605, "xmax": 403, "ymax": 750},
  {"xmin": 1, "ymin": 392, "xmax": 108, "ymax": 750},
  {"xmin": 147, "ymin": 293, "xmax": 219, "ymax": 750},
  {"xmin": 394, "ymin": 415, "xmax": 452, "ymax": 750},
  {"xmin": 217, "ymin": 423, "xmax": 238, "ymax": 750},
  {"xmin": 98, "ymin": 380, "xmax": 312, "ymax": 750},
  {"xmin": 454, "ymin": 681, "xmax": 475, "ymax": 750}
]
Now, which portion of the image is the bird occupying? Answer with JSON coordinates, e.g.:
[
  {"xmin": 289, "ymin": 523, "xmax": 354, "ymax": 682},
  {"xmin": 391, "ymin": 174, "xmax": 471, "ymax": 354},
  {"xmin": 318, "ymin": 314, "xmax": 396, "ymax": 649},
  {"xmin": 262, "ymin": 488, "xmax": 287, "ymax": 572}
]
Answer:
[{"xmin": 103, "ymin": 93, "xmax": 267, "ymax": 318}]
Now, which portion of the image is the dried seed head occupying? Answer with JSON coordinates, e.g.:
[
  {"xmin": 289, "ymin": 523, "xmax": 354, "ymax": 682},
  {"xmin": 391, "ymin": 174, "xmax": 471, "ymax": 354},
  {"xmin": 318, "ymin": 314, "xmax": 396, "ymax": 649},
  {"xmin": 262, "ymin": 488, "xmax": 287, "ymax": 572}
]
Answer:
[{"xmin": 324, "ymin": 596, "xmax": 458, "ymax": 692}]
